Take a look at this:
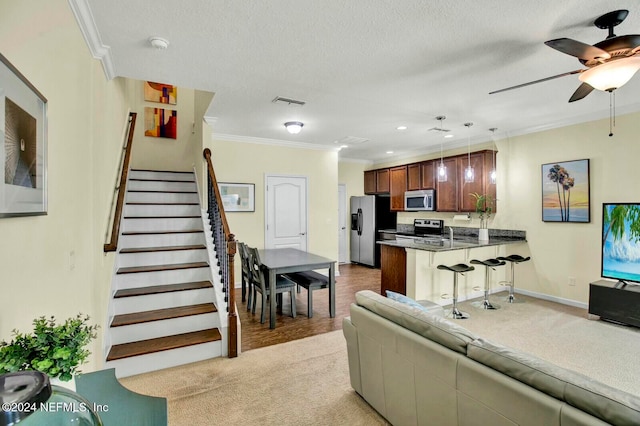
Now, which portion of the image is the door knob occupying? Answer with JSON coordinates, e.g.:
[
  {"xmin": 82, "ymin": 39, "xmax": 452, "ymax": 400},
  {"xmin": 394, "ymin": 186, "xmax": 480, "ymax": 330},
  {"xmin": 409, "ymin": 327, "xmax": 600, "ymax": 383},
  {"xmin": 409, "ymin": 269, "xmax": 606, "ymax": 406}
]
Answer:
[{"xmin": 300, "ymin": 232, "xmax": 306, "ymax": 235}]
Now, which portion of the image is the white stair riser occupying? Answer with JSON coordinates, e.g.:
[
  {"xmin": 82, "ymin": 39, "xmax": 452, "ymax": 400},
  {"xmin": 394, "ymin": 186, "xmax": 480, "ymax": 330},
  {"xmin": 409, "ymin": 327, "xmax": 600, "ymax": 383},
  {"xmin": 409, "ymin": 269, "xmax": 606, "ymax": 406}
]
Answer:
[
  {"xmin": 122, "ymin": 217, "xmax": 203, "ymax": 233},
  {"xmin": 124, "ymin": 204, "xmax": 201, "ymax": 217},
  {"xmin": 110, "ymin": 313, "xmax": 219, "ymax": 345},
  {"xmin": 129, "ymin": 171, "xmax": 194, "ymax": 182},
  {"xmin": 117, "ymin": 249, "xmax": 208, "ymax": 268},
  {"xmin": 107, "ymin": 341, "xmax": 222, "ymax": 378},
  {"xmin": 128, "ymin": 180, "xmax": 196, "ymax": 192},
  {"xmin": 126, "ymin": 192, "xmax": 199, "ymax": 204},
  {"xmin": 113, "ymin": 287, "xmax": 215, "ymax": 314},
  {"xmin": 119, "ymin": 232, "xmax": 205, "ymax": 249},
  {"xmin": 115, "ymin": 267, "xmax": 211, "ymax": 290}
]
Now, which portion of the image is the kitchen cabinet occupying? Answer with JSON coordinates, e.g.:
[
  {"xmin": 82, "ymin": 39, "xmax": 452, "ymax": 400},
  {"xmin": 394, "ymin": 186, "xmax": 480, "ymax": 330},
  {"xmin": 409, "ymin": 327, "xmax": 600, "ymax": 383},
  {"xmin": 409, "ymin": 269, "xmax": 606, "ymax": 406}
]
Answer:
[
  {"xmin": 420, "ymin": 160, "xmax": 435, "ymax": 189},
  {"xmin": 459, "ymin": 150, "xmax": 496, "ymax": 213},
  {"xmin": 364, "ymin": 168, "xmax": 390, "ymax": 194},
  {"xmin": 380, "ymin": 244, "xmax": 406, "ymax": 295},
  {"xmin": 436, "ymin": 157, "xmax": 459, "ymax": 211},
  {"xmin": 407, "ymin": 163, "xmax": 421, "ymax": 191},
  {"xmin": 390, "ymin": 166, "xmax": 407, "ymax": 211}
]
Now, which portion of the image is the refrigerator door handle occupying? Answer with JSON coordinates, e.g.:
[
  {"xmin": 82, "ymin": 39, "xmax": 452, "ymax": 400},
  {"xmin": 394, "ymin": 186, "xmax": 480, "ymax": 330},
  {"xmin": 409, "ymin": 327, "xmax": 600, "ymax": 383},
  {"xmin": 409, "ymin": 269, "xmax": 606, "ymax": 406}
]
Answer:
[{"xmin": 357, "ymin": 209, "xmax": 363, "ymax": 236}]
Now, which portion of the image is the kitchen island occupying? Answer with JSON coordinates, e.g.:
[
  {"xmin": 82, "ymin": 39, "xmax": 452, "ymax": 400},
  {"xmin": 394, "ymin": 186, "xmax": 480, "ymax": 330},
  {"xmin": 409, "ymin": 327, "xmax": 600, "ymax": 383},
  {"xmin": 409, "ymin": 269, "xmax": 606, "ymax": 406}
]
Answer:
[{"xmin": 378, "ymin": 230, "xmax": 527, "ymax": 303}]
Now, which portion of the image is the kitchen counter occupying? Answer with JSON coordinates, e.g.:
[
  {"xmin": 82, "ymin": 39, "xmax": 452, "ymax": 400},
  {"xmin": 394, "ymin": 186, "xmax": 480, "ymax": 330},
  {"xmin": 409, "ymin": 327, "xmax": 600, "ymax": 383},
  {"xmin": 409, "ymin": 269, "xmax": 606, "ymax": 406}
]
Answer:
[{"xmin": 377, "ymin": 236, "xmax": 526, "ymax": 252}]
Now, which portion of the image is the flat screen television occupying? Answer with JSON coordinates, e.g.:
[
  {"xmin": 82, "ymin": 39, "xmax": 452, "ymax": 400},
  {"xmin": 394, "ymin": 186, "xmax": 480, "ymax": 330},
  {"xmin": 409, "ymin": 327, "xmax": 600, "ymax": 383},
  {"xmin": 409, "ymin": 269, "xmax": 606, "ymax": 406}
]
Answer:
[{"xmin": 602, "ymin": 203, "xmax": 640, "ymax": 285}]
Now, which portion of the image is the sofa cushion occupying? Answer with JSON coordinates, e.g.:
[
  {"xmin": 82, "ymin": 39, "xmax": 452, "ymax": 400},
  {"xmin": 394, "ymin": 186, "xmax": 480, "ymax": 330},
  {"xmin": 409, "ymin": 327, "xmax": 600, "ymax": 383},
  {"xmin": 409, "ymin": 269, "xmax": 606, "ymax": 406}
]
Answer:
[
  {"xmin": 468, "ymin": 338, "xmax": 640, "ymax": 426},
  {"xmin": 355, "ymin": 290, "xmax": 477, "ymax": 354},
  {"xmin": 385, "ymin": 290, "xmax": 444, "ymax": 316}
]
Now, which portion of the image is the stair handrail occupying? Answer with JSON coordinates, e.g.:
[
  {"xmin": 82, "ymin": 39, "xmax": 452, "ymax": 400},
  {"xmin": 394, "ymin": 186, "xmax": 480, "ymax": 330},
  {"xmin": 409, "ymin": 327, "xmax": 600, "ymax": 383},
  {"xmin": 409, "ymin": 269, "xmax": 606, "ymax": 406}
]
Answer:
[
  {"xmin": 104, "ymin": 112, "xmax": 137, "ymax": 252},
  {"xmin": 203, "ymin": 148, "xmax": 238, "ymax": 358}
]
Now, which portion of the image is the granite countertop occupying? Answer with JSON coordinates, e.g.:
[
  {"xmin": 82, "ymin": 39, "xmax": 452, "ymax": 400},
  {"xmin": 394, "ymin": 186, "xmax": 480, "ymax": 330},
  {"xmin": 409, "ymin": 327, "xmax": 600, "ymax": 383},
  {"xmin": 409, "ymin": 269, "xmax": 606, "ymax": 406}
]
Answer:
[{"xmin": 377, "ymin": 236, "xmax": 526, "ymax": 252}]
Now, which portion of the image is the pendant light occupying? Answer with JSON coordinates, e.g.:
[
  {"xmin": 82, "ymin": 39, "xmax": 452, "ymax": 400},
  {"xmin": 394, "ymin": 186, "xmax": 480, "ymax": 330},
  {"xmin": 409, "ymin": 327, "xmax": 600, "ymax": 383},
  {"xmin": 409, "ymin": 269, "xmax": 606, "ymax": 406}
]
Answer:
[
  {"xmin": 436, "ymin": 116, "xmax": 447, "ymax": 182},
  {"xmin": 489, "ymin": 128, "xmax": 497, "ymax": 185},
  {"xmin": 464, "ymin": 122, "xmax": 474, "ymax": 183}
]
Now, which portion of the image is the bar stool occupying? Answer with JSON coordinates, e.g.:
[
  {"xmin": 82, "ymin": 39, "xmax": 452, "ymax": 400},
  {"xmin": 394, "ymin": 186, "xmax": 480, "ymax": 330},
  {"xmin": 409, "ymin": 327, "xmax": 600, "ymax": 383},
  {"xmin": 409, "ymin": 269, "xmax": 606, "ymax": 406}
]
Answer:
[
  {"xmin": 470, "ymin": 258, "xmax": 506, "ymax": 310},
  {"xmin": 496, "ymin": 254, "xmax": 531, "ymax": 303},
  {"xmin": 437, "ymin": 263, "xmax": 475, "ymax": 319}
]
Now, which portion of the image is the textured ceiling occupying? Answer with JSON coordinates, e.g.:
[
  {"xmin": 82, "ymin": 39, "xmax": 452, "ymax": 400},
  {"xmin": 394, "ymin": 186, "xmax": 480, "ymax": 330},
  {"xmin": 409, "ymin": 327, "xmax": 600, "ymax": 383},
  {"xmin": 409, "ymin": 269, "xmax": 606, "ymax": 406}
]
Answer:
[{"xmin": 76, "ymin": 0, "xmax": 640, "ymax": 163}]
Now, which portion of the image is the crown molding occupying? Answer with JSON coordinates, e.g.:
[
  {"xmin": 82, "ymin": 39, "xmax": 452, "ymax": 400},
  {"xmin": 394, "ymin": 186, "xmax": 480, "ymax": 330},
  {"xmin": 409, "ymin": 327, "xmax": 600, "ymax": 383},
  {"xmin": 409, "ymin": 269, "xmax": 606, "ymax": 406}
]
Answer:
[
  {"xmin": 68, "ymin": 0, "xmax": 115, "ymax": 80},
  {"xmin": 213, "ymin": 133, "xmax": 337, "ymax": 152}
]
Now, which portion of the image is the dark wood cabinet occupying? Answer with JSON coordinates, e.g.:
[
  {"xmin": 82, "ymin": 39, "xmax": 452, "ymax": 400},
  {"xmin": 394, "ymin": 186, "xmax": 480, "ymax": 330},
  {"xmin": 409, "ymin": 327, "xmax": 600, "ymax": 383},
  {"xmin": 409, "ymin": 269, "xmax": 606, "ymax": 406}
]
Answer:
[
  {"xmin": 390, "ymin": 166, "xmax": 407, "ymax": 211},
  {"xmin": 407, "ymin": 164, "xmax": 421, "ymax": 191},
  {"xmin": 420, "ymin": 161, "xmax": 435, "ymax": 189},
  {"xmin": 436, "ymin": 157, "xmax": 459, "ymax": 212},
  {"xmin": 459, "ymin": 152, "xmax": 487, "ymax": 212},
  {"xmin": 380, "ymin": 244, "xmax": 406, "ymax": 295},
  {"xmin": 364, "ymin": 168, "xmax": 391, "ymax": 194}
]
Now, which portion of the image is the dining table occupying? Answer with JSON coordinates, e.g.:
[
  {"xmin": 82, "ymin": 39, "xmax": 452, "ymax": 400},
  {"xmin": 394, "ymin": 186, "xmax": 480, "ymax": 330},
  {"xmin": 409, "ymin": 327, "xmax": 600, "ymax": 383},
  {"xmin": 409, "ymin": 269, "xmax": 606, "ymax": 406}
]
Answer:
[{"xmin": 258, "ymin": 248, "xmax": 336, "ymax": 329}]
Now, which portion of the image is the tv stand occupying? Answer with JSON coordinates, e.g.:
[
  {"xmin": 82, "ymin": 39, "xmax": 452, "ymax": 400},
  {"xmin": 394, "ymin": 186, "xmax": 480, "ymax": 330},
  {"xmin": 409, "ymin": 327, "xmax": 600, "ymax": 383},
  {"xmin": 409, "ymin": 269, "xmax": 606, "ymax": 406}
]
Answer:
[{"xmin": 589, "ymin": 280, "xmax": 640, "ymax": 328}]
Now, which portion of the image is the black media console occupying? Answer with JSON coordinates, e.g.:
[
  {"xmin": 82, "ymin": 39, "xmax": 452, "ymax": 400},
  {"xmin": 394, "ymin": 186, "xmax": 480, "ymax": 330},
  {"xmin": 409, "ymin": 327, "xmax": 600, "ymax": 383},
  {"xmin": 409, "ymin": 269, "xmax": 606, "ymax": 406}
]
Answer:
[{"xmin": 589, "ymin": 280, "xmax": 640, "ymax": 328}]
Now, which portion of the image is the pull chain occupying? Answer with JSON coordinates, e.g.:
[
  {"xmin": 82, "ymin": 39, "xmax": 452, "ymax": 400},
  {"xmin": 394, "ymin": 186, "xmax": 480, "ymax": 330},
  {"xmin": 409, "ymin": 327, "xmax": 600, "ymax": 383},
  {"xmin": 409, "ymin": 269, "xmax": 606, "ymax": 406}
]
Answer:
[{"xmin": 609, "ymin": 90, "xmax": 616, "ymax": 137}]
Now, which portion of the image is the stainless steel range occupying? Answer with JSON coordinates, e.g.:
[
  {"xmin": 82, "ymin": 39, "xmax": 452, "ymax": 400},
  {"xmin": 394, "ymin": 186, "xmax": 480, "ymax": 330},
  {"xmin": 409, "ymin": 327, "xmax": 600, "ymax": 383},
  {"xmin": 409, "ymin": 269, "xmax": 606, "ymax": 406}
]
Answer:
[{"xmin": 413, "ymin": 218, "xmax": 444, "ymax": 237}]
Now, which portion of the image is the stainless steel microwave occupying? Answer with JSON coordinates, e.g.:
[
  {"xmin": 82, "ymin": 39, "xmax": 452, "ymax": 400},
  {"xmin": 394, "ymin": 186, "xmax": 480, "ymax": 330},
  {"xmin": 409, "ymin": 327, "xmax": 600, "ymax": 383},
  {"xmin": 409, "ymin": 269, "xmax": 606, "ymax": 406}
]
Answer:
[{"xmin": 404, "ymin": 189, "xmax": 435, "ymax": 211}]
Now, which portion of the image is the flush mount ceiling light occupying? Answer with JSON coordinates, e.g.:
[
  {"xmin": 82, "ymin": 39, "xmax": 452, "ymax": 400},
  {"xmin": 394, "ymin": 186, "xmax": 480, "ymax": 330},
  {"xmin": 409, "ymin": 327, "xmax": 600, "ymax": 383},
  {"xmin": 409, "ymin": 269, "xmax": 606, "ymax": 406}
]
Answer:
[
  {"xmin": 284, "ymin": 121, "xmax": 304, "ymax": 134},
  {"xmin": 149, "ymin": 36, "xmax": 169, "ymax": 50}
]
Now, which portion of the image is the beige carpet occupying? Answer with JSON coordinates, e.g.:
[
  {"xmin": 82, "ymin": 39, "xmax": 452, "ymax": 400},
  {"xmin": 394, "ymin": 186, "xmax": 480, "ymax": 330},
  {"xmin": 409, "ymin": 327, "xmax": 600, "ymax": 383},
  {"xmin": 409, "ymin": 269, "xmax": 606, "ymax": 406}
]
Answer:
[
  {"xmin": 120, "ymin": 293, "xmax": 640, "ymax": 425},
  {"xmin": 120, "ymin": 330, "xmax": 389, "ymax": 426}
]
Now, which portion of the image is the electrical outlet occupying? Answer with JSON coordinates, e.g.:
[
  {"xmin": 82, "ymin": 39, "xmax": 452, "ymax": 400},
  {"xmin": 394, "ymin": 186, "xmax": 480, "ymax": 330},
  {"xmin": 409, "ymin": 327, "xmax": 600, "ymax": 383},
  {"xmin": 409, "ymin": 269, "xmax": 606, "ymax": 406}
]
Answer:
[
  {"xmin": 568, "ymin": 276, "xmax": 576, "ymax": 286},
  {"xmin": 69, "ymin": 250, "xmax": 75, "ymax": 271}
]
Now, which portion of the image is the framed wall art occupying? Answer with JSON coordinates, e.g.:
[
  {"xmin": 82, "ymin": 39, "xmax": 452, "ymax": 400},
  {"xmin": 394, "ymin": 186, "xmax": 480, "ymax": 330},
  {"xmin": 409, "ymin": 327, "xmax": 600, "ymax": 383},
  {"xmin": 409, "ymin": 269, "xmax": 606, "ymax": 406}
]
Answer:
[
  {"xmin": 144, "ymin": 81, "xmax": 177, "ymax": 105},
  {"xmin": 218, "ymin": 183, "xmax": 255, "ymax": 212},
  {"xmin": 1, "ymin": 53, "xmax": 48, "ymax": 217},
  {"xmin": 144, "ymin": 107, "xmax": 177, "ymax": 139},
  {"xmin": 541, "ymin": 158, "xmax": 590, "ymax": 223}
]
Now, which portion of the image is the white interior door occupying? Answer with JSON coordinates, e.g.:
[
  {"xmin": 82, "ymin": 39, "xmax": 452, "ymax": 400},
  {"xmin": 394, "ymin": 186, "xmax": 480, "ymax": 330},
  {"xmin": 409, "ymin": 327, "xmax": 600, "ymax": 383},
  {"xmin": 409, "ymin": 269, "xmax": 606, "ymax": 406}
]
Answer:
[
  {"xmin": 338, "ymin": 184, "xmax": 347, "ymax": 263},
  {"xmin": 265, "ymin": 175, "xmax": 308, "ymax": 250}
]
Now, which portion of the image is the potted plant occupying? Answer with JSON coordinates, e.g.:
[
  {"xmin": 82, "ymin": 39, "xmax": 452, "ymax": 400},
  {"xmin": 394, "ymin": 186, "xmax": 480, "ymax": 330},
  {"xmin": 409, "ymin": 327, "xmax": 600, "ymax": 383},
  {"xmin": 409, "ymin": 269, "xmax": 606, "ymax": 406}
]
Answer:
[
  {"xmin": 470, "ymin": 192, "xmax": 495, "ymax": 240},
  {"xmin": 0, "ymin": 314, "xmax": 98, "ymax": 389}
]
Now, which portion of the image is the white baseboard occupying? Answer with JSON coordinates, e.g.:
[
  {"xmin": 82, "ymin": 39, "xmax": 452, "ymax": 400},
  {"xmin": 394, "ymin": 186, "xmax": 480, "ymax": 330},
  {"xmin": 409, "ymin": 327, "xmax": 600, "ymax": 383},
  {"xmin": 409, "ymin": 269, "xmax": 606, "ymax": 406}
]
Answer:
[{"xmin": 514, "ymin": 288, "xmax": 588, "ymax": 309}]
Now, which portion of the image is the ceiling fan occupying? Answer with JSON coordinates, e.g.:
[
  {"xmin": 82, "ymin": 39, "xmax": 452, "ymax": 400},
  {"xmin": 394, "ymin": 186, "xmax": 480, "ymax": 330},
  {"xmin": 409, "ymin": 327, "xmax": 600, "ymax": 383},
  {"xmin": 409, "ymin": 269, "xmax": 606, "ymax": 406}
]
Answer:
[{"xmin": 490, "ymin": 10, "xmax": 640, "ymax": 102}]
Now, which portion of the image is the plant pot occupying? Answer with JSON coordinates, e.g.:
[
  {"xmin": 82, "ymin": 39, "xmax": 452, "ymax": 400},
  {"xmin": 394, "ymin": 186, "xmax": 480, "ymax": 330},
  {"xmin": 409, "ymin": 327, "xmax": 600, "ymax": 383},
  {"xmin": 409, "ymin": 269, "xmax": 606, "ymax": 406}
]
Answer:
[
  {"xmin": 478, "ymin": 228, "xmax": 489, "ymax": 242},
  {"xmin": 50, "ymin": 376, "xmax": 76, "ymax": 392}
]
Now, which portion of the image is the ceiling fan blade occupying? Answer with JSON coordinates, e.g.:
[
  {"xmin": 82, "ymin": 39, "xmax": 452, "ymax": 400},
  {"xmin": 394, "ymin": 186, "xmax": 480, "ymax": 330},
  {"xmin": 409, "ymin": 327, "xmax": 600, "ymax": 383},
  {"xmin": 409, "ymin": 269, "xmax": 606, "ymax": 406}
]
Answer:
[
  {"xmin": 489, "ymin": 69, "xmax": 584, "ymax": 95},
  {"xmin": 545, "ymin": 38, "xmax": 611, "ymax": 61},
  {"xmin": 568, "ymin": 82, "xmax": 595, "ymax": 102}
]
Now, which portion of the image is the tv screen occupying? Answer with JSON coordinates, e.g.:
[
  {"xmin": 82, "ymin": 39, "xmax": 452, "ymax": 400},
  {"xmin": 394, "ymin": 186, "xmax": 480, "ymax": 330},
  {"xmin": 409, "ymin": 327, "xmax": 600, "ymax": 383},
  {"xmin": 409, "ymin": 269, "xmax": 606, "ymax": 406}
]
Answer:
[{"xmin": 602, "ymin": 203, "xmax": 640, "ymax": 284}]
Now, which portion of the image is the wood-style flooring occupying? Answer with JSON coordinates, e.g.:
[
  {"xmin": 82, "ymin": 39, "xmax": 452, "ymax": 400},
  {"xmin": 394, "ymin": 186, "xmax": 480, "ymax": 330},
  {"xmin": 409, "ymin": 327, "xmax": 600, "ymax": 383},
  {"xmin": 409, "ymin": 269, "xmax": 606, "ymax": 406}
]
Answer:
[{"xmin": 237, "ymin": 263, "xmax": 380, "ymax": 351}]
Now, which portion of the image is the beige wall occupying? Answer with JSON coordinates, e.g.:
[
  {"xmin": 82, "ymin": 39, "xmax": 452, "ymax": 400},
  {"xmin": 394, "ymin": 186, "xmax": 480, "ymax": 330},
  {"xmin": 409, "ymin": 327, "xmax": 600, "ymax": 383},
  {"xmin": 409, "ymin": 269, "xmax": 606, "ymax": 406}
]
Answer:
[
  {"xmin": 0, "ymin": 0, "xmax": 131, "ymax": 371},
  {"xmin": 205, "ymin": 135, "xmax": 339, "ymax": 277},
  {"xmin": 129, "ymin": 81, "xmax": 198, "ymax": 171}
]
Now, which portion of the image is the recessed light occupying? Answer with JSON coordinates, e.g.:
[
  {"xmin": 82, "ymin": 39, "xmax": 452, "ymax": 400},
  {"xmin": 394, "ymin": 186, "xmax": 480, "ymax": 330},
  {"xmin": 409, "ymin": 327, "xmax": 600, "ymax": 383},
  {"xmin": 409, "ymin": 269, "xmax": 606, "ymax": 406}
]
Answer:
[
  {"xmin": 340, "ymin": 145, "xmax": 348, "ymax": 149},
  {"xmin": 386, "ymin": 151, "xmax": 394, "ymax": 154},
  {"xmin": 396, "ymin": 126, "xmax": 407, "ymax": 130},
  {"xmin": 444, "ymin": 134, "xmax": 454, "ymax": 138}
]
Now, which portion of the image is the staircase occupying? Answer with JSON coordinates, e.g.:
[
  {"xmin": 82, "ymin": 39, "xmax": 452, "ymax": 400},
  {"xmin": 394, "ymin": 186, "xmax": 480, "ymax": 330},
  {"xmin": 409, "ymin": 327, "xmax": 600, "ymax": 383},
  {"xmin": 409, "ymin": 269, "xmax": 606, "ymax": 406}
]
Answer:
[{"xmin": 105, "ymin": 169, "xmax": 227, "ymax": 378}]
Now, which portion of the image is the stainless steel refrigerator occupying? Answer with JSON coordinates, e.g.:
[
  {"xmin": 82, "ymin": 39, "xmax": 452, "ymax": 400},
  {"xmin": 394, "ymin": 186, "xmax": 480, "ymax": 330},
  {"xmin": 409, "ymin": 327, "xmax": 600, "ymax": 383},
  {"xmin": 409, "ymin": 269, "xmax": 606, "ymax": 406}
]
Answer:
[{"xmin": 350, "ymin": 195, "xmax": 396, "ymax": 267}]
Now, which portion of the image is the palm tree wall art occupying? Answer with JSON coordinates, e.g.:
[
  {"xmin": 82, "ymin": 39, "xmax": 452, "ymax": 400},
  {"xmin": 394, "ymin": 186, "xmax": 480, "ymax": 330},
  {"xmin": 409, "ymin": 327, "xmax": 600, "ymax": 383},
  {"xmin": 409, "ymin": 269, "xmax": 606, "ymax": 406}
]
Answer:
[{"xmin": 541, "ymin": 159, "xmax": 590, "ymax": 223}]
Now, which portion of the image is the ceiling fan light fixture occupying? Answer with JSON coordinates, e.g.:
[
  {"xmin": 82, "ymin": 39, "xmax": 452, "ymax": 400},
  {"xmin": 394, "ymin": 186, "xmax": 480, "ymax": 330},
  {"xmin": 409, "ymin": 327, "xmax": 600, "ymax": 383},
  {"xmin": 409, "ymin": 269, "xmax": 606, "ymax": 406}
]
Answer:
[
  {"xmin": 284, "ymin": 121, "xmax": 304, "ymax": 134},
  {"xmin": 579, "ymin": 57, "xmax": 640, "ymax": 91}
]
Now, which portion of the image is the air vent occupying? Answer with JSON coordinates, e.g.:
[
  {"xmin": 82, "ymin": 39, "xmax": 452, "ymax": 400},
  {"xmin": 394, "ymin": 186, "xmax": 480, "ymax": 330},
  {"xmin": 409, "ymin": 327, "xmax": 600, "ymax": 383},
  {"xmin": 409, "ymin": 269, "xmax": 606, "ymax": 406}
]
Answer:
[
  {"xmin": 334, "ymin": 136, "xmax": 369, "ymax": 145},
  {"xmin": 427, "ymin": 126, "xmax": 451, "ymax": 132},
  {"xmin": 272, "ymin": 96, "xmax": 306, "ymax": 106}
]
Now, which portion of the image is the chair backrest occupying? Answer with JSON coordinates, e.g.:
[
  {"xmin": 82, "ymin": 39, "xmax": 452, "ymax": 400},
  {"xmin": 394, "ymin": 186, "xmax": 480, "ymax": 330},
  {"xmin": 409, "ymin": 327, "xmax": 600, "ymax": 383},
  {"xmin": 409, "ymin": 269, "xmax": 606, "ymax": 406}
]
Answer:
[
  {"xmin": 247, "ymin": 246, "xmax": 267, "ymax": 292},
  {"xmin": 238, "ymin": 242, "xmax": 250, "ymax": 277}
]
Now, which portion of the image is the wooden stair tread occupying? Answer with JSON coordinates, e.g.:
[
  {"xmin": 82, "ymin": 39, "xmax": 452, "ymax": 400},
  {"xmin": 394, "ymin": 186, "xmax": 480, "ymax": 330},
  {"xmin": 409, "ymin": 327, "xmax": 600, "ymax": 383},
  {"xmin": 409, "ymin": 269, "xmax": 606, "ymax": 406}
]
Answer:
[
  {"xmin": 131, "ymin": 169, "xmax": 192, "ymax": 174},
  {"xmin": 124, "ymin": 215, "xmax": 201, "ymax": 219},
  {"xmin": 106, "ymin": 328, "xmax": 221, "ymax": 361},
  {"xmin": 128, "ymin": 189, "xmax": 197, "ymax": 194},
  {"xmin": 111, "ymin": 303, "xmax": 217, "ymax": 327},
  {"xmin": 119, "ymin": 244, "xmax": 206, "ymax": 254},
  {"xmin": 114, "ymin": 281, "xmax": 212, "ymax": 298},
  {"xmin": 122, "ymin": 229, "xmax": 203, "ymax": 236},
  {"xmin": 126, "ymin": 202, "xmax": 199, "ymax": 205},
  {"xmin": 117, "ymin": 262, "xmax": 208, "ymax": 274},
  {"xmin": 130, "ymin": 178, "xmax": 195, "ymax": 183}
]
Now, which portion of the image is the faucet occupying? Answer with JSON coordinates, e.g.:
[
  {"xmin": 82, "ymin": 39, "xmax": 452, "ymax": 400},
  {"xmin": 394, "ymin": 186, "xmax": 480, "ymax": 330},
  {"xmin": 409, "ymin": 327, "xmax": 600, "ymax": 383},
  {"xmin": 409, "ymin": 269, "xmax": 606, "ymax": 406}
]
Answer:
[{"xmin": 447, "ymin": 226, "xmax": 454, "ymax": 241}]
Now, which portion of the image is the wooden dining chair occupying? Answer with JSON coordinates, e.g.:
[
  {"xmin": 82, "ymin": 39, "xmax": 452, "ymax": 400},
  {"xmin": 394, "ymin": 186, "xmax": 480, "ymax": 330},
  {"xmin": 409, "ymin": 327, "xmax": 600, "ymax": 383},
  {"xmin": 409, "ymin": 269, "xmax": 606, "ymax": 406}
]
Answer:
[
  {"xmin": 237, "ymin": 242, "xmax": 253, "ymax": 310},
  {"xmin": 248, "ymin": 246, "xmax": 297, "ymax": 324}
]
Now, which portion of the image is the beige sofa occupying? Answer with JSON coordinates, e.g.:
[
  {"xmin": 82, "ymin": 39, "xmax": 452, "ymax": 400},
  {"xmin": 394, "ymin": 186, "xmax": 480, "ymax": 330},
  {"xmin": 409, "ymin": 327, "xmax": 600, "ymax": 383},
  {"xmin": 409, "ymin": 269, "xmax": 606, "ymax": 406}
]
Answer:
[{"xmin": 343, "ymin": 290, "xmax": 640, "ymax": 426}]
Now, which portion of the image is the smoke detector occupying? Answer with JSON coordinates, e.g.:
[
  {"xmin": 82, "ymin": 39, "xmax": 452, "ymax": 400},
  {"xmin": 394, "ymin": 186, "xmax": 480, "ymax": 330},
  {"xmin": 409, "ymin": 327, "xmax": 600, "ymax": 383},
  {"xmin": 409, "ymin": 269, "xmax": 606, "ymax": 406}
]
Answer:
[{"xmin": 149, "ymin": 37, "xmax": 169, "ymax": 50}]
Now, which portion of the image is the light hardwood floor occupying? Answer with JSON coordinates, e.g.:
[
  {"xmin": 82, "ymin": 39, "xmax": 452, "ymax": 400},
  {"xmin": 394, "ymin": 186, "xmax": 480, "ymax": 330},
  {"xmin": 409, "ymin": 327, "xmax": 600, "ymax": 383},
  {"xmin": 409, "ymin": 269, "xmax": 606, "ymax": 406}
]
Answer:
[{"xmin": 237, "ymin": 263, "xmax": 380, "ymax": 351}]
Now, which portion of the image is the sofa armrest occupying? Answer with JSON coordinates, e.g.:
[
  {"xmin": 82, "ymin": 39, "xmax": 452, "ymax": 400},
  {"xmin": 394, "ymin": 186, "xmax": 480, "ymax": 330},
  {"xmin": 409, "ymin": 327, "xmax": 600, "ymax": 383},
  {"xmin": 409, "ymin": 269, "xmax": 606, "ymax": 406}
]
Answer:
[{"xmin": 342, "ymin": 316, "xmax": 362, "ymax": 395}]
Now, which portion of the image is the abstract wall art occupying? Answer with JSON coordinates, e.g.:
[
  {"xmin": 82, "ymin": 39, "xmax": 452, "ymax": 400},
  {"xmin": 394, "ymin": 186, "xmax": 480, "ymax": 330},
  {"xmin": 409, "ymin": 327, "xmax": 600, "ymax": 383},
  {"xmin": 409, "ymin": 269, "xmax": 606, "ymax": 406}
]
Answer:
[{"xmin": 144, "ymin": 107, "xmax": 177, "ymax": 139}]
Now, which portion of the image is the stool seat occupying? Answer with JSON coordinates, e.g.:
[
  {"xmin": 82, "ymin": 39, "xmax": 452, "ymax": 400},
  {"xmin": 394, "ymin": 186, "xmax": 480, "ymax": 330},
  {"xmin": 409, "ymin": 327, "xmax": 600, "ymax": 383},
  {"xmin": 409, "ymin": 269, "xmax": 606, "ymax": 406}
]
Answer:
[
  {"xmin": 497, "ymin": 254, "xmax": 531, "ymax": 303},
  {"xmin": 437, "ymin": 263, "xmax": 475, "ymax": 273},
  {"xmin": 470, "ymin": 258, "xmax": 506, "ymax": 268},
  {"xmin": 497, "ymin": 255, "xmax": 530, "ymax": 264}
]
